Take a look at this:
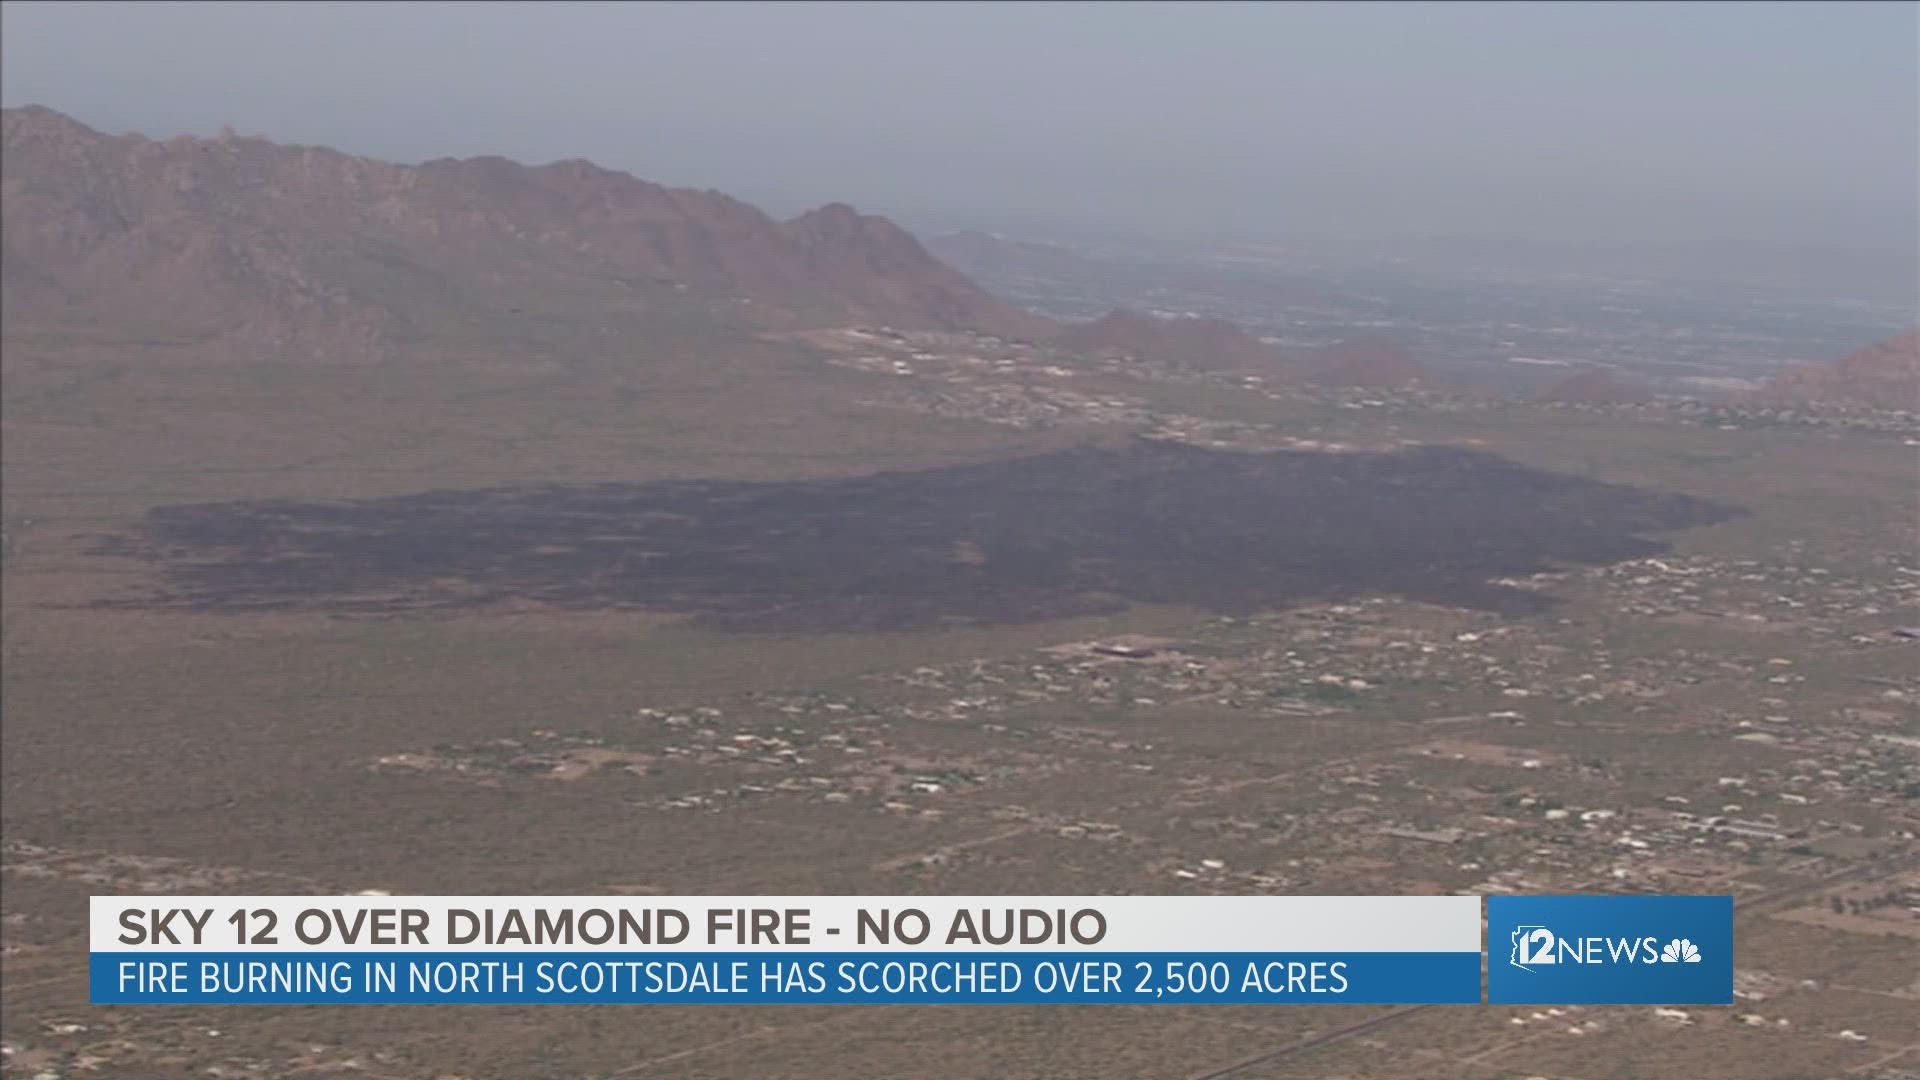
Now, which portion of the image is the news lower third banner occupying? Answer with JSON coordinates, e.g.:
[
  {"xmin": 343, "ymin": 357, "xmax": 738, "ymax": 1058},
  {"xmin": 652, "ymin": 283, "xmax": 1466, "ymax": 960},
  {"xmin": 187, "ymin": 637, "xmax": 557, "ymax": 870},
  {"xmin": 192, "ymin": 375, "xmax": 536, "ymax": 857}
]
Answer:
[{"xmin": 90, "ymin": 894, "xmax": 1732, "ymax": 1006}]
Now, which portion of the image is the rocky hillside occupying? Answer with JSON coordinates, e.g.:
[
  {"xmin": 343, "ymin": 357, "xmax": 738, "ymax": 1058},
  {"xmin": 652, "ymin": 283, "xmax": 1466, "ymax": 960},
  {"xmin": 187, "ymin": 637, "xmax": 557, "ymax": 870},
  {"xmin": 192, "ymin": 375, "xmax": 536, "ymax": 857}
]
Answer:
[
  {"xmin": 780, "ymin": 207, "xmax": 1054, "ymax": 341},
  {"xmin": 1753, "ymin": 331, "xmax": 1920, "ymax": 408},
  {"xmin": 0, "ymin": 106, "xmax": 1045, "ymax": 359}
]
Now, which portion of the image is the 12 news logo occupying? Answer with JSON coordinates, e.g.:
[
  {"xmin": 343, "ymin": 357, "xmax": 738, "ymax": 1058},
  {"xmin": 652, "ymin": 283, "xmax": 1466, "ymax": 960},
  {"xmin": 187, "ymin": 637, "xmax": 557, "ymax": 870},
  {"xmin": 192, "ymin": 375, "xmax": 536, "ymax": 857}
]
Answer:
[{"xmin": 1510, "ymin": 926, "xmax": 1703, "ymax": 971}]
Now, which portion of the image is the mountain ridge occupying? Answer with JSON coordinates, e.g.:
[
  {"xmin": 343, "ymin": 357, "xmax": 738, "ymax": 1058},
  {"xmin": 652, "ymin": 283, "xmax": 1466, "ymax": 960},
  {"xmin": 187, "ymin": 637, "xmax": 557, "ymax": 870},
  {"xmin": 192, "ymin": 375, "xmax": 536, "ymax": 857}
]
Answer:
[{"xmin": 0, "ymin": 105, "xmax": 1049, "ymax": 358}]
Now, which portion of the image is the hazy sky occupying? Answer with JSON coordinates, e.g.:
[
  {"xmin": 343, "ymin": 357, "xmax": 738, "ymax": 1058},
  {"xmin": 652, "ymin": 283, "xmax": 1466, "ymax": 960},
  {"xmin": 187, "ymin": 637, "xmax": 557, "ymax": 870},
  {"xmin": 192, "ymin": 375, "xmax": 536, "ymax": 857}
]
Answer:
[{"xmin": 4, "ymin": 1, "xmax": 1915, "ymax": 284}]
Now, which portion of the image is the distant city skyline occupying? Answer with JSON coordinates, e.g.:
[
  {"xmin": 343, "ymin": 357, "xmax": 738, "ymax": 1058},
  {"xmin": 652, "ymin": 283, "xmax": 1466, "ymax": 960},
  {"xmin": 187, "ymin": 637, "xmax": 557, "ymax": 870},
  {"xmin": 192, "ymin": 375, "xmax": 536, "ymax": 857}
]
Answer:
[{"xmin": 4, "ymin": 1, "xmax": 1914, "ymax": 296}]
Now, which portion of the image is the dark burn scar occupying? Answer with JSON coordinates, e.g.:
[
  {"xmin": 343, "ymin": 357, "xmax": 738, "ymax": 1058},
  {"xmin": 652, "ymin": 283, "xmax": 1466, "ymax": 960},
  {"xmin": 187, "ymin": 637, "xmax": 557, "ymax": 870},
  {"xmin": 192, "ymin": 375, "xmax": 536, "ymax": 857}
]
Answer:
[{"xmin": 94, "ymin": 441, "xmax": 1742, "ymax": 631}]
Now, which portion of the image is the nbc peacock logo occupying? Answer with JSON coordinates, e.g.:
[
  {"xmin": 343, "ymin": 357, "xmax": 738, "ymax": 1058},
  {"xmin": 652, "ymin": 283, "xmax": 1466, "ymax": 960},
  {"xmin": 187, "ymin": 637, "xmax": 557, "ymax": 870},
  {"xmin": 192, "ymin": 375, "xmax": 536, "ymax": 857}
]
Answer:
[{"xmin": 1660, "ymin": 938, "xmax": 1702, "ymax": 964}]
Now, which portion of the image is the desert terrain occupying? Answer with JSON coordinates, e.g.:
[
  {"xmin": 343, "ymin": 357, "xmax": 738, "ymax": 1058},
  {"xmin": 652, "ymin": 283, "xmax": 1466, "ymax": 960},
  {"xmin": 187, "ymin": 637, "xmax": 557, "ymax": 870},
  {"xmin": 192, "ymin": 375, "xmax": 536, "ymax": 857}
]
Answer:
[{"xmin": 3, "ymin": 108, "xmax": 1917, "ymax": 1079}]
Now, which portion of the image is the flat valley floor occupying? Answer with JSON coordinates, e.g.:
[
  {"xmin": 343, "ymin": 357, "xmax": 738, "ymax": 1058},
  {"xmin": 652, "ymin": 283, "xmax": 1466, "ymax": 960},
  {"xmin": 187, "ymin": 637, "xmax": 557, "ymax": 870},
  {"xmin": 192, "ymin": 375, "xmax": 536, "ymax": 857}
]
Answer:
[{"xmin": 3, "ymin": 334, "xmax": 1916, "ymax": 1079}]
